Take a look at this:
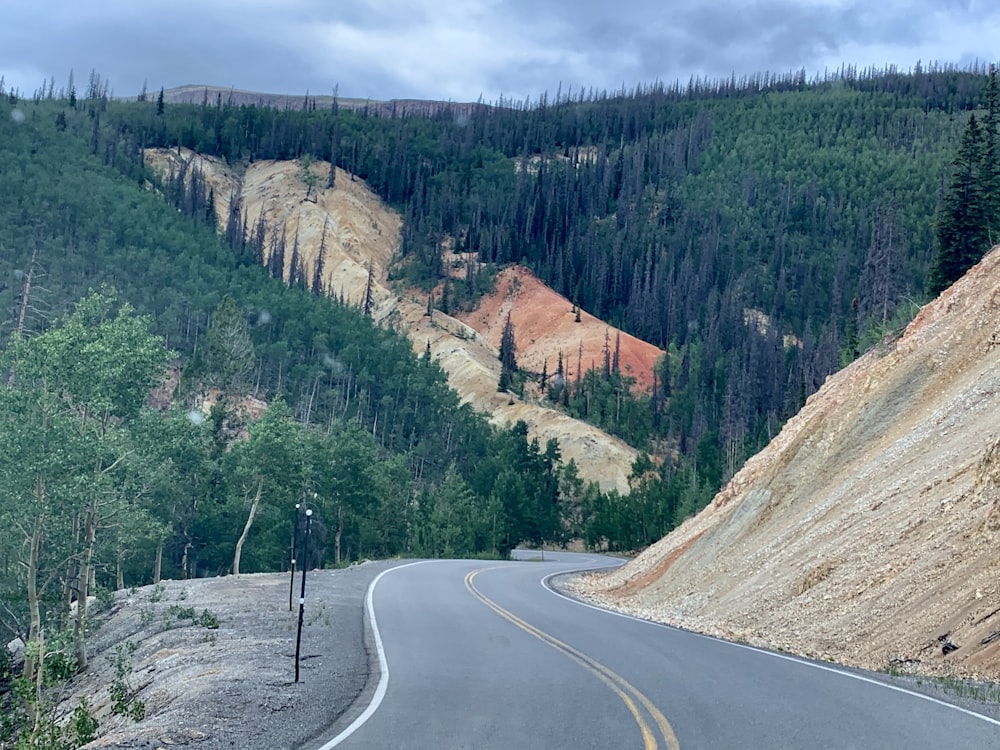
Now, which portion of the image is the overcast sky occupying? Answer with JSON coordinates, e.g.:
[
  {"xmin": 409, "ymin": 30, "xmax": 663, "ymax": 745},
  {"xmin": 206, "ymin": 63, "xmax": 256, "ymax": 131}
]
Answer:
[{"xmin": 1, "ymin": 1, "xmax": 997, "ymax": 103}]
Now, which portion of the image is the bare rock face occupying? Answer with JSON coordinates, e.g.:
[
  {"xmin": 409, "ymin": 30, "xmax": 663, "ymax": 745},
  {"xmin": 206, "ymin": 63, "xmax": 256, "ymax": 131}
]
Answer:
[
  {"xmin": 454, "ymin": 266, "xmax": 664, "ymax": 394},
  {"xmin": 145, "ymin": 149, "xmax": 639, "ymax": 492},
  {"xmin": 572, "ymin": 245, "xmax": 1000, "ymax": 680}
]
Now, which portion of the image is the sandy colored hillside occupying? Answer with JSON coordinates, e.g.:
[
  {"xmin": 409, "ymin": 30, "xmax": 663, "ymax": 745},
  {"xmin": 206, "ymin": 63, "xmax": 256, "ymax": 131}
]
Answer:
[
  {"xmin": 144, "ymin": 149, "xmax": 637, "ymax": 492},
  {"xmin": 144, "ymin": 149, "xmax": 400, "ymax": 320},
  {"xmin": 571, "ymin": 245, "xmax": 1000, "ymax": 680}
]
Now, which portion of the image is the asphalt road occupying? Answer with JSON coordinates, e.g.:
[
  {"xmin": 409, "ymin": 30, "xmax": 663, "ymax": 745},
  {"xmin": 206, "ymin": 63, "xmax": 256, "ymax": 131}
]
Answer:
[{"xmin": 311, "ymin": 552, "xmax": 1000, "ymax": 749}]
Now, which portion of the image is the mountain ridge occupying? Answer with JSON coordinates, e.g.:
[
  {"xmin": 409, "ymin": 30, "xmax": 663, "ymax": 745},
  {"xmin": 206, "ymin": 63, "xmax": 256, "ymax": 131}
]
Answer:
[{"xmin": 159, "ymin": 84, "xmax": 485, "ymax": 117}]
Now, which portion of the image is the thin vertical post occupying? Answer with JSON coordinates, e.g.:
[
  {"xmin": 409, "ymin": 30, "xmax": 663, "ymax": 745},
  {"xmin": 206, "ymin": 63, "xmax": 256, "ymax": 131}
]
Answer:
[
  {"xmin": 288, "ymin": 503, "xmax": 300, "ymax": 612},
  {"xmin": 294, "ymin": 509, "xmax": 313, "ymax": 683}
]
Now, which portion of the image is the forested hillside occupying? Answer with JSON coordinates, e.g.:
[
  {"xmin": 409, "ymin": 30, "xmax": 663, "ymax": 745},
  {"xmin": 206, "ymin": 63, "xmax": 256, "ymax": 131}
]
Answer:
[
  {"xmin": 0, "ymin": 84, "xmax": 581, "ymax": 691},
  {"xmin": 69, "ymin": 64, "xmax": 996, "ymax": 526}
]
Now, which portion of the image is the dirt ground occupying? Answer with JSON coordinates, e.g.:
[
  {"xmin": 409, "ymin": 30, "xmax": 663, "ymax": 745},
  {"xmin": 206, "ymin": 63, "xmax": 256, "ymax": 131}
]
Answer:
[
  {"xmin": 570, "ymin": 245, "xmax": 1000, "ymax": 682},
  {"xmin": 45, "ymin": 562, "xmax": 398, "ymax": 750}
]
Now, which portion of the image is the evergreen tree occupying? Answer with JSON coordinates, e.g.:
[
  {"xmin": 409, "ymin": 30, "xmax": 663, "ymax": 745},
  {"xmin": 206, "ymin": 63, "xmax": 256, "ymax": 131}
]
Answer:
[
  {"xmin": 983, "ymin": 65, "xmax": 1000, "ymax": 245},
  {"xmin": 602, "ymin": 329, "xmax": 611, "ymax": 378},
  {"xmin": 440, "ymin": 279, "xmax": 450, "ymax": 315},
  {"xmin": 930, "ymin": 114, "xmax": 990, "ymax": 294},
  {"xmin": 328, "ymin": 129, "xmax": 340, "ymax": 189},
  {"xmin": 312, "ymin": 219, "xmax": 328, "ymax": 294},
  {"xmin": 268, "ymin": 225, "xmax": 287, "ymax": 280},
  {"xmin": 288, "ymin": 228, "xmax": 303, "ymax": 288},
  {"xmin": 498, "ymin": 312, "xmax": 517, "ymax": 392},
  {"xmin": 362, "ymin": 263, "xmax": 375, "ymax": 317}
]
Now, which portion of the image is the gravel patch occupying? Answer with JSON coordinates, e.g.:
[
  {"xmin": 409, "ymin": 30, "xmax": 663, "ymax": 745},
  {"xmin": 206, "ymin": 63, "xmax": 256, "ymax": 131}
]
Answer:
[{"xmin": 59, "ymin": 560, "xmax": 402, "ymax": 750}]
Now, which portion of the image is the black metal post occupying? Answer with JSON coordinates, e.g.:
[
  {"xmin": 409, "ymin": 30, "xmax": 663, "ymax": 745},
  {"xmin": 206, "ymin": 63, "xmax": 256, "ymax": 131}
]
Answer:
[
  {"xmin": 294, "ymin": 508, "xmax": 313, "ymax": 683},
  {"xmin": 289, "ymin": 503, "xmax": 300, "ymax": 612}
]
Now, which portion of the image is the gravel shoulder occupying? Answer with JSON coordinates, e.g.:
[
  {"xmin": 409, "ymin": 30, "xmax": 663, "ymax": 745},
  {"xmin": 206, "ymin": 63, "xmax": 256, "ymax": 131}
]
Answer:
[{"xmin": 63, "ymin": 560, "xmax": 402, "ymax": 750}]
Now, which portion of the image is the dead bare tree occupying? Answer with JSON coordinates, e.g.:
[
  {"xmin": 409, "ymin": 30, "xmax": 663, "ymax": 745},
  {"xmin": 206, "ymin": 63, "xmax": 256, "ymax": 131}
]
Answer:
[{"xmin": 6, "ymin": 232, "xmax": 50, "ymax": 344}]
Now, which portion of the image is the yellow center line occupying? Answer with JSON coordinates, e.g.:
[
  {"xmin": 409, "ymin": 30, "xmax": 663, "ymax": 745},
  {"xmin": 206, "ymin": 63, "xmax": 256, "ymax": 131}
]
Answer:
[{"xmin": 465, "ymin": 568, "xmax": 681, "ymax": 750}]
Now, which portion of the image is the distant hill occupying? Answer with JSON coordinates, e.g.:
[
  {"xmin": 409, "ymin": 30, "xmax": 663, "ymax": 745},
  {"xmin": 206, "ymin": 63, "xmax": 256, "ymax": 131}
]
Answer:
[
  {"xmin": 108, "ymin": 66, "xmax": 997, "ymax": 541},
  {"xmin": 160, "ymin": 84, "xmax": 484, "ymax": 117},
  {"xmin": 5, "ymin": 63, "xmax": 995, "ymax": 547}
]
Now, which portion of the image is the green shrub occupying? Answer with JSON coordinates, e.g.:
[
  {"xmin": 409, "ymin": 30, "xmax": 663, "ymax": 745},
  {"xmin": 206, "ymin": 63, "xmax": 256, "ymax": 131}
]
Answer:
[{"xmin": 197, "ymin": 610, "xmax": 220, "ymax": 629}]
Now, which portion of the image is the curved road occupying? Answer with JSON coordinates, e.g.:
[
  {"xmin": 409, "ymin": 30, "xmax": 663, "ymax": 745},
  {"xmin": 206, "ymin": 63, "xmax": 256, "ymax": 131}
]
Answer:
[{"xmin": 314, "ymin": 553, "xmax": 1000, "ymax": 749}]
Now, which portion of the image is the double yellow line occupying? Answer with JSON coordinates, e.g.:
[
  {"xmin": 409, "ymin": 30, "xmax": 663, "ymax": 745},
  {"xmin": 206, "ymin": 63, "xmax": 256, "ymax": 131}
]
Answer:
[{"xmin": 464, "ymin": 569, "xmax": 680, "ymax": 750}]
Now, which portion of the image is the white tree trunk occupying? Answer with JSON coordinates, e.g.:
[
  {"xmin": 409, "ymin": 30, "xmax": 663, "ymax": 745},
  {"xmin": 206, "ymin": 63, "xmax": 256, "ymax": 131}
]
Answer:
[
  {"xmin": 334, "ymin": 504, "xmax": 344, "ymax": 565},
  {"xmin": 153, "ymin": 541, "xmax": 163, "ymax": 584},
  {"xmin": 233, "ymin": 476, "xmax": 263, "ymax": 577},
  {"xmin": 24, "ymin": 515, "xmax": 42, "ymax": 681},
  {"xmin": 74, "ymin": 505, "xmax": 96, "ymax": 671}
]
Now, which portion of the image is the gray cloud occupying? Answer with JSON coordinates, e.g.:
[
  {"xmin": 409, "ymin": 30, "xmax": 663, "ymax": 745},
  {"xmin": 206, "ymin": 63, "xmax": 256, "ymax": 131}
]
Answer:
[{"xmin": 1, "ymin": 1, "xmax": 998, "ymax": 102}]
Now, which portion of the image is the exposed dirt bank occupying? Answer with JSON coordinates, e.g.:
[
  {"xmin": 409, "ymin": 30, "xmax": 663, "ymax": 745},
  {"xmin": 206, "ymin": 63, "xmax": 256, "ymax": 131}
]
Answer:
[
  {"xmin": 454, "ymin": 265, "xmax": 664, "ymax": 393},
  {"xmin": 571, "ymin": 245, "xmax": 1000, "ymax": 681}
]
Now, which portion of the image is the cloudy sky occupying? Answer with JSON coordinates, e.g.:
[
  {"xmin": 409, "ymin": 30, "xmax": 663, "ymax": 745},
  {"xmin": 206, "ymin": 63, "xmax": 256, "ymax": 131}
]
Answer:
[{"xmin": 1, "ymin": 1, "xmax": 997, "ymax": 103}]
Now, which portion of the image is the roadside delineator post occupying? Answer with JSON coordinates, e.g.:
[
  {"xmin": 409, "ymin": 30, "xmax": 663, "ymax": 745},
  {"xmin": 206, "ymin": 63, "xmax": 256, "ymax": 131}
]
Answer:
[{"xmin": 294, "ymin": 508, "xmax": 313, "ymax": 683}]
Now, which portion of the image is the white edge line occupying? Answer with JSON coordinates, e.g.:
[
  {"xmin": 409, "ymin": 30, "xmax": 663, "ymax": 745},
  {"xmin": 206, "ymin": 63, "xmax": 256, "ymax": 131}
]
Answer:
[
  {"xmin": 316, "ymin": 560, "xmax": 432, "ymax": 749},
  {"xmin": 540, "ymin": 569, "xmax": 1000, "ymax": 729}
]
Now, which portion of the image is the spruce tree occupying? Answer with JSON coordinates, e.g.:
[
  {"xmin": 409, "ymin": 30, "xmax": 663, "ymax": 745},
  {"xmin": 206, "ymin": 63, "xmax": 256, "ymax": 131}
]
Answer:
[
  {"xmin": 498, "ymin": 312, "xmax": 517, "ymax": 391},
  {"xmin": 440, "ymin": 279, "xmax": 450, "ymax": 315},
  {"xmin": 983, "ymin": 65, "xmax": 1000, "ymax": 246},
  {"xmin": 328, "ymin": 129, "xmax": 340, "ymax": 189},
  {"xmin": 268, "ymin": 225, "xmax": 287, "ymax": 280},
  {"xmin": 362, "ymin": 263, "xmax": 375, "ymax": 317},
  {"xmin": 312, "ymin": 219, "xmax": 328, "ymax": 294},
  {"xmin": 930, "ymin": 114, "xmax": 989, "ymax": 294},
  {"xmin": 288, "ymin": 228, "xmax": 302, "ymax": 288}
]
